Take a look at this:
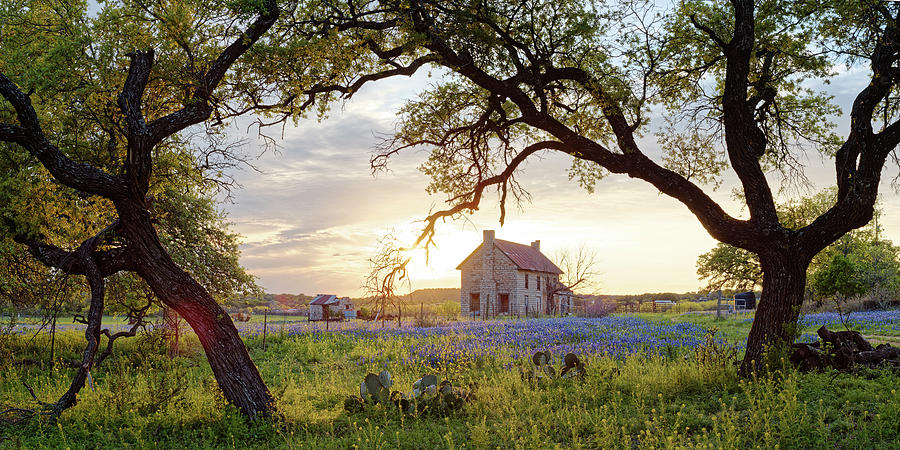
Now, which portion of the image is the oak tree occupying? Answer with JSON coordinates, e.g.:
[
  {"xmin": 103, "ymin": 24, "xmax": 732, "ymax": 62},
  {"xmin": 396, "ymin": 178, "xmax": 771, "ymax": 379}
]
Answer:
[
  {"xmin": 0, "ymin": 0, "xmax": 287, "ymax": 417},
  {"xmin": 0, "ymin": 0, "xmax": 395, "ymax": 417},
  {"xmin": 297, "ymin": 0, "xmax": 900, "ymax": 373}
]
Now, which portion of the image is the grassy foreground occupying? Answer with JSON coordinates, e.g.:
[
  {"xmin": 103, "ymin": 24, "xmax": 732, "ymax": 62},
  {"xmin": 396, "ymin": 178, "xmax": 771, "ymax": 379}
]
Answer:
[{"xmin": 2, "ymin": 313, "xmax": 900, "ymax": 449}]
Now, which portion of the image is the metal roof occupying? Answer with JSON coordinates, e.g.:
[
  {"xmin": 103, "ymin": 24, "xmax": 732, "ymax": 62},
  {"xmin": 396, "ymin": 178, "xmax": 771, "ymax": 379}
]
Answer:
[
  {"xmin": 309, "ymin": 294, "xmax": 338, "ymax": 305},
  {"xmin": 456, "ymin": 239, "xmax": 563, "ymax": 274}
]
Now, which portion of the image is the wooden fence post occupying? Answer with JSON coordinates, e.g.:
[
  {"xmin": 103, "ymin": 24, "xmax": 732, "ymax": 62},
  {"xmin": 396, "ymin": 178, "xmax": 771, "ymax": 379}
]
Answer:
[{"xmin": 263, "ymin": 308, "xmax": 268, "ymax": 351}]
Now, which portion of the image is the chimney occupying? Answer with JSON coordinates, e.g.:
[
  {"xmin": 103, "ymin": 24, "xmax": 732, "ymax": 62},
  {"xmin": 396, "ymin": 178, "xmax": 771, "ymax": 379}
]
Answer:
[
  {"xmin": 480, "ymin": 230, "xmax": 496, "ymax": 314},
  {"xmin": 482, "ymin": 230, "xmax": 495, "ymax": 273},
  {"xmin": 531, "ymin": 240, "xmax": 540, "ymax": 251}
]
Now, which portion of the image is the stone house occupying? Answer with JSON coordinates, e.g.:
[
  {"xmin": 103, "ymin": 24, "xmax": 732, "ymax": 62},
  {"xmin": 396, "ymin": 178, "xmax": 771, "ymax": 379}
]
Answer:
[
  {"xmin": 308, "ymin": 294, "xmax": 356, "ymax": 321},
  {"xmin": 457, "ymin": 230, "xmax": 574, "ymax": 317}
]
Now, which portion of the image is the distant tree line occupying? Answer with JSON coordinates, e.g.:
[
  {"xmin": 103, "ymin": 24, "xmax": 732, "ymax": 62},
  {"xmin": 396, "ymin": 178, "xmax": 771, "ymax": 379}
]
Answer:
[{"xmin": 697, "ymin": 189, "xmax": 900, "ymax": 310}]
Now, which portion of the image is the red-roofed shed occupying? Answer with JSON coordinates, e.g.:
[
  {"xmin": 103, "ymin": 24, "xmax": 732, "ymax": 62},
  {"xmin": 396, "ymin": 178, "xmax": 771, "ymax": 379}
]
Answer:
[{"xmin": 309, "ymin": 295, "xmax": 355, "ymax": 321}]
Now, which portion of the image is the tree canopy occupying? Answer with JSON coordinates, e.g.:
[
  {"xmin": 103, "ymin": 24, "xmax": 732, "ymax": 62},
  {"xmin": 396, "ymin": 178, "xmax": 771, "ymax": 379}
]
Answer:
[
  {"xmin": 293, "ymin": 0, "xmax": 900, "ymax": 372},
  {"xmin": 5, "ymin": 0, "xmax": 900, "ymax": 415},
  {"xmin": 0, "ymin": 0, "xmax": 262, "ymax": 306},
  {"xmin": 0, "ymin": 0, "xmax": 298, "ymax": 417}
]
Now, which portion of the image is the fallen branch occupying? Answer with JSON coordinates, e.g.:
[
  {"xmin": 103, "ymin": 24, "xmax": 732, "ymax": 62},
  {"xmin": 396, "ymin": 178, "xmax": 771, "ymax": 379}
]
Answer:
[
  {"xmin": 22, "ymin": 381, "xmax": 44, "ymax": 404},
  {"xmin": 790, "ymin": 326, "xmax": 900, "ymax": 372},
  {"xmin": 0, "ymin": 382, "xmax": 52, "ymax": 426}
]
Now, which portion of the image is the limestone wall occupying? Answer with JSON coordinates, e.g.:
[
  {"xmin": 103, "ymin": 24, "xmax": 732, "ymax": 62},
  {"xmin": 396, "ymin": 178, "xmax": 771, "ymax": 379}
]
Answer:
[{"xmin": 460, "ymin": 249, "xmax": 561, "ymax": 317}]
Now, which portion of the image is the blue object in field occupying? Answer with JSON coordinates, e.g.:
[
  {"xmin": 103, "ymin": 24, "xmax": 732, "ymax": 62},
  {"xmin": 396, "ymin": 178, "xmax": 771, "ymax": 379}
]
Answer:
[{"xmin": 735, "ymin": 291, "xmax": 756, "ymax": 309}]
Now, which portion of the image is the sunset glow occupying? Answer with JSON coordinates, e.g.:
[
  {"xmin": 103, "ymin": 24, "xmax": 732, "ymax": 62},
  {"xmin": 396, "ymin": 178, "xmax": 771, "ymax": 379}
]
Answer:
[{"xmin": 224, "ymin": 70, "xmax": 900, "ymax": 297}]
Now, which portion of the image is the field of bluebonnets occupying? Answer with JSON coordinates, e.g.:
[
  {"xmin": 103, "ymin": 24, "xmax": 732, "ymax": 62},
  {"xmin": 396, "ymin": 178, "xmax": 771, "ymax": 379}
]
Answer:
[{"xmin": 2, "ymin": 311, "xmax": 900, "ymax": 448}]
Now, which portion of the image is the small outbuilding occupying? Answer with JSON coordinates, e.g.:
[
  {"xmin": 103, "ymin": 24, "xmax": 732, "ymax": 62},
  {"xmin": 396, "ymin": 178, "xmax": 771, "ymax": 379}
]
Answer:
[
  {"xmin": 309, "ymin": 294, "xmax": 356, "ymax": 321},
  {"xmin": 734, "ymin": 291, "xmax": 757, "ymax": 310}
]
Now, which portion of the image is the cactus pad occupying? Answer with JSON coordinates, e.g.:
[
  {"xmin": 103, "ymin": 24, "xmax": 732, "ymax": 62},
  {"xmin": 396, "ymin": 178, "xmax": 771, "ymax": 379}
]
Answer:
[
  {"xmin": 378, "ymin": 370, "xmax": 392, "ymax": 388},
  {"xmin": 564, "ymin": 353, "xmax": 579, "ymax": 368}
]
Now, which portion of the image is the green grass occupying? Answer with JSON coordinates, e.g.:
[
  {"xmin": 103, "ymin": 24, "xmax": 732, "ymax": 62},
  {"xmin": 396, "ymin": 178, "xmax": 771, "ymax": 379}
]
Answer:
[
  {"xmin": 625, "ymin": 311, "xmax": 755, "ymax": 346},
  {"xmin": 2, "ymin": 315, "xmax": 899, "ymax": 449},
  {"xmin": 669, "ymin": 312, "xmax": 755, "ymax": 344},
  {"xmin": 241, "ymin": 314, "xmax": 309, "ymax": 325}
]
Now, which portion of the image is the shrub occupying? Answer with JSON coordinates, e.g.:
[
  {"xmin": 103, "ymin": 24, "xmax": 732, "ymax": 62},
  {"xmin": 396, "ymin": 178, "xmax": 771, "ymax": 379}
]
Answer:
[
  {"xmin": 579, "ymin": 299, "xmax": 616, "ymax": 317},
  {"xmin": 694, "ymin": 327, "xmax": 737, "ymax": 382},
  {"xmin": 674, "ymin": 302, "xmax": 703, "ymax": 313},
  {"xmin": 436, "ymin": 301, "xmax": 460, "ymax": 320},
  {"xmin": 696, "ymin": 300, "xmax": 718, "ymax": 310},
  {"xmin": 675, "ymin": 300, "xmax": 719, "ymax": 312},
  {"xmin": 413, "ymin": 310, "xmax": 441, "ymax": 328}
]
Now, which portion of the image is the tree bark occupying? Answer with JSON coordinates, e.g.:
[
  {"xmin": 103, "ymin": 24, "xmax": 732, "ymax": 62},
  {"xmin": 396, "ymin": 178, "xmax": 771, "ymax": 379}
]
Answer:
[
  {"xmin": 54, "ymin": 263, "xmax": 105, "ymax": 413},
  {"xmin": 1, "ymin": 0, "xmax": 282, "ymax": 420},
  {"xmin": 118, "ymin": 204, "xmax": 274, "ymax": 418},
  {"xmin": 740, "ymin": 254, "xmax": 810, "ymax": 374}
]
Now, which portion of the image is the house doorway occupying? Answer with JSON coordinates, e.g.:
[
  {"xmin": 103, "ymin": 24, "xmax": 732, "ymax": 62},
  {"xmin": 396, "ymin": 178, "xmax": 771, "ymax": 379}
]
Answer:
[{"xmin": 499, "ymin": 294, "xmax": 509, "ymax": 314}]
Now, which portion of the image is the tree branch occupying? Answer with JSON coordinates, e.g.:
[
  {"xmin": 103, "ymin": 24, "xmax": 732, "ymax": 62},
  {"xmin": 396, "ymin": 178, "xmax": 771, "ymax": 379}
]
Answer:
[
  {"xmin": 11, "ymin": 222, "xmax": 131, "ymax": 277},
  {"xmin": 802, "ymin": 8, "xmax": 900, "ymax": 253},
  {"xmin": 0, "ymin": 73, "xmax": 127, "ymax": 199},
  {"xmin": 720, "ymin": 0, "xmax": 779, "ymax": 228},
  {"xmin": 306, "ymin": 55, "xmax": 439, "ymax": 98},
  {"xmin": 147, "ymin": 0, "xmax": 280, "ymax": 147},
  {"xmin": 347, "ymin": 0, "xmax": 759, "ymax": 250},
  {"xmin": 118, "ymin": 50, "xmax": 155, "ymax": 193},
  {"xmin": 95, "ymin": 295, "xmax": 152, "ymax": 367},
  {"xmin": 688, "ymin": 14, "xmax": 728, "ymax": 50},
  {"xmin": 51, "ymin": 231, "xmax": 108, "ymax": 415},
  {"xmin": 412, "ymin": 140, "xmax": 563, "ymax": 249}
]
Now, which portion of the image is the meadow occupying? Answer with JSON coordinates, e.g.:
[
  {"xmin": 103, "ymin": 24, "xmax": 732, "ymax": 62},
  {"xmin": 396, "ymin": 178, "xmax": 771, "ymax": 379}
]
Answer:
[{"xmin": 2, "ymin": 312, "xmax": 900, "ymax": 449}]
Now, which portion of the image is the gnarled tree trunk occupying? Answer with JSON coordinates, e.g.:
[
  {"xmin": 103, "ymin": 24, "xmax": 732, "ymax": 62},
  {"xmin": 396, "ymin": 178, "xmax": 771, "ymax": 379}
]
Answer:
[
  {"xmin": 740, "ymin": 253, "xmax": 810, "ymax": 374},
  {"xmin": 0, "ymin": 0, "xmax": 281, "ymax": 420},
  {"xmin": 119, "ymin": 204, "xmax": 274, "ymax": 418}
]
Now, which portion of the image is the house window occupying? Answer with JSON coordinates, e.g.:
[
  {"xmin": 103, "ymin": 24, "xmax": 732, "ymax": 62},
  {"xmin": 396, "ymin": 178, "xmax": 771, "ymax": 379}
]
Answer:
[
  {"xmin": 537, "ymin": 276, "xmax": 541, "ymax": 290},
  {"xmin": 470, "ymin": 293, "xmax": 480, "ymax": 312},
  {"xmin": 525, "ymin": 274, "xmax": 529, "ymax": 289},
  {"xmin": 499, "ymin": 294, "xmax": 509, "ymax": 313}
]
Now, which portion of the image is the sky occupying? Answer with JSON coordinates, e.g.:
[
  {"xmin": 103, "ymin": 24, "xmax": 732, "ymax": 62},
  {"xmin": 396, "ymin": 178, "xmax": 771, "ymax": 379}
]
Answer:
[{"xmin": 220, "ymin": 65, "xmax": 900, "ymax": 297}]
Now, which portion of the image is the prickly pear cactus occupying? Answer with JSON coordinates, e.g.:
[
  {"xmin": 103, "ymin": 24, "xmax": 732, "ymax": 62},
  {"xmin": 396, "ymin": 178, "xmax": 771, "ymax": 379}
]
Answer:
[
  {"xmin": 532, "ymin": 350, "xmax": 552, "ymax": 366},
  {"xmin": 346, "ymin": 370, "xmax": 476, "ymax": 415},
  {"xmin": 560, "ymin": 352, "xmax": 586, "ymax": 379},
  {"xmin": 358, "ymin": 371, "xmax": 393, "ymax": 404},
  {"xmin": 415, "ymin": 374, "xmax": 438, "ymax": 390},
  {"xmin": 522, "ymin": 351, "xmax": 586, "ymax": 385},
  {"xmin": 378, "ymin": 370, "xmax": 392, "ymax": 388}
]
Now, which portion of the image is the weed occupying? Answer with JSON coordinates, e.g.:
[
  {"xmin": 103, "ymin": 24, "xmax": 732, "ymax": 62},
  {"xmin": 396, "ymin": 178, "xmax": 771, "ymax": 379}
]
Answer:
[
  {"xmin": 694, "ymin": 327, "xmax": 738, "ymax": 382},
  {"xmin": 2, "ymin": 315, "xmax": 900, "ymax": 448}
]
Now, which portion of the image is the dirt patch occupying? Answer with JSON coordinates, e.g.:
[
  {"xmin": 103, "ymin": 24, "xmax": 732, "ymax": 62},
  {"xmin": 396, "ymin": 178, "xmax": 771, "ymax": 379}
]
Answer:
[{"xmin": 863, "ymin": 335, "xmax": 900, "ymax": 346}]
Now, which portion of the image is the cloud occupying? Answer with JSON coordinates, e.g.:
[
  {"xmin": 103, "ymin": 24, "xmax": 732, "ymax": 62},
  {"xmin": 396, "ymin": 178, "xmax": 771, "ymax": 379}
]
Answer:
[
  {"xmin": 224, "ymin": 120, "xmax": 726, "ymax": 295},
  {"xmin": 220, "ymin": 63, "xmax": 900, "ymax": 297}
]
